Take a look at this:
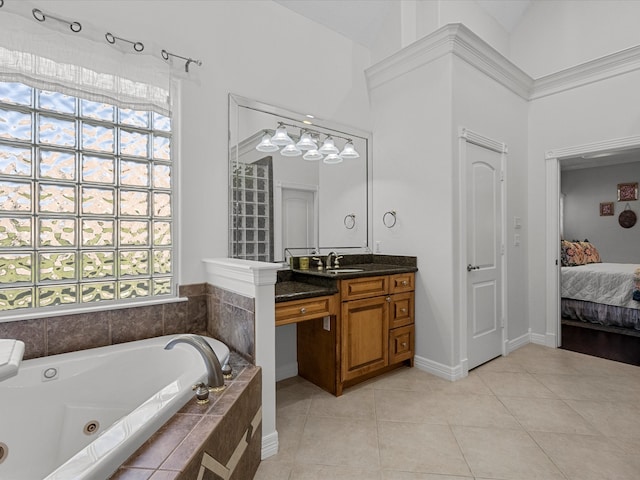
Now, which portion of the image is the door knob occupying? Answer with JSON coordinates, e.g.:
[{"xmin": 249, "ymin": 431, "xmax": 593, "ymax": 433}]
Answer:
[{"xmin": 467, "ymin": 264, "xmax": 480, "ymax": 272}]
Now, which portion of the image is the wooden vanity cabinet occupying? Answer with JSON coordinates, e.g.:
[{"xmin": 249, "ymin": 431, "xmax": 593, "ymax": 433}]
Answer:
[
  {"xmin": 339, "ymin": 272, "xmax": 415, "ymax": 391},
  {"xmin": 281, "ymin": 271, "xmax": 415, "ymax": 396}
]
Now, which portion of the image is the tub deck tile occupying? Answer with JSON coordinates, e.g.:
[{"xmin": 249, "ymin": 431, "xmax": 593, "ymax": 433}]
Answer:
[{"xmin": 123, "ymin": 414, "xmax": 202, "ymax": 470}]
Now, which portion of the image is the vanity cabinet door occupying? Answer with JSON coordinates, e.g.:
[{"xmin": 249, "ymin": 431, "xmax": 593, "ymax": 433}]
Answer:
[{"xmin": 341, "ymin": 295, "xmax": 389, "ymax": 382}]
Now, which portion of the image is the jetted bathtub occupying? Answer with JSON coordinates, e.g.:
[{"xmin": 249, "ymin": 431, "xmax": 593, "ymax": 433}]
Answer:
[{"xmin": 0, "ymin": 334, "xmax": 230, "ymax": 480}]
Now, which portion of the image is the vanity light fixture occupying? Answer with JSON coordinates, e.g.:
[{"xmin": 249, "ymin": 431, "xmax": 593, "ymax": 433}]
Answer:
[
  {"xmin": 318, "ymin": 136, "xmax": 339, "ymax": 155},
  {"xmin": 339, "ymin": 140, "xmax": 360, "ymax": 159},
  {"xmin": 280, "ymin": 143, "xmax": 302, "ymax": 157},
  {"xmin": 296, "ymin": 131, "xmax": 317, "ymax": 151},
  {"xmin": 271, "ymin": 123, "xmax": 294, "ymax": 146},
  {"xmin": 255, "ymin": 131, "xmax": 279, "ymax": 152},
  {"xmin": 255, "ymin": 122, "xmax": 359, "ymax": 164},
  {"xmin": 323, "ymin": 153, "xmax": 343, "ymax": 164}
]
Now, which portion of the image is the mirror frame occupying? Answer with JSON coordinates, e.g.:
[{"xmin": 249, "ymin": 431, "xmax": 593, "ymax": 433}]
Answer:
[{"xmin": 228, "ymin": 94, "xmax": 373, "ymax": 263}]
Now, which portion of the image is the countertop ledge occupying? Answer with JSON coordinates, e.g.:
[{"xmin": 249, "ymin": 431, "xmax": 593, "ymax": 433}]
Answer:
[{"xmin": 275, "ymin": 281, "xmax": 338, "ymax": 303}]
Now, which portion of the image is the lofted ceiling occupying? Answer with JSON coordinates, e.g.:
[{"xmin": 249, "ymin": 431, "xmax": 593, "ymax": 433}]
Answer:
[{"xmin": 274, "ymin": 0, "xmax": 532, "ymax": 49}]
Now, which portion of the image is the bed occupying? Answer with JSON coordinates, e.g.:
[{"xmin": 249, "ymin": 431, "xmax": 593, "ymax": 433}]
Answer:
[{"xmin": 559, "ymin": 240, "xmax": 640, "ymax": 365}]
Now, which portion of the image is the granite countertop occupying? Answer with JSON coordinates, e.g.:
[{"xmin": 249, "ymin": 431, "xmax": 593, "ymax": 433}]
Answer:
[
  {"xmin": 275, "ymin": 254, "xmax": 418, "ymax": 303},
  {"xmin": 291, "ymin": 262, "xmax": 418, "ymax": 279},
  {"xmin": 275, "ymin": 281, "xmax": 339, "ymax": 303}
]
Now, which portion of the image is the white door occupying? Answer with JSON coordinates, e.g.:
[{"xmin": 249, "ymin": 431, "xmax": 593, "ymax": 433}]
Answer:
[
  {"xmin": 281, "ymin": 188, "xmax": 316, "ymax": 250},
  {"xmin": 466, "ymin": 142, "xmax": 504, "ymax": 369}
]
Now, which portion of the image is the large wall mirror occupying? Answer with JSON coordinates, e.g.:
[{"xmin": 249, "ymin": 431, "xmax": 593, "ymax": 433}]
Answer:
[{"xmin": 228, "ymin": 94, "xmax": 372, "ymax": 263}]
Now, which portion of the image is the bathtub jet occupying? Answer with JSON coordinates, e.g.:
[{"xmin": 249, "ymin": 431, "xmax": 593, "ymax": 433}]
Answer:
[
  {"xmin": 164, "ymin": 334, "xmax": 227, "ymax": 392},
  {"xmin": 1, "ymin": 334, "xmax": 230, "ymax": 480}
]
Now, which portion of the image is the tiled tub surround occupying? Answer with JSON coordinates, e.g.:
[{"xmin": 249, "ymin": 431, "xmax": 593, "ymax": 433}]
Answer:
[
  {"xmin": 0, "ymin": 335, "xmax": 230, "ymax": 480},
  {"xmin": 206, "ymin": 284, "xmax": 256, "ymax": 363},
  {"xmin": 111, "ymin": 357, "xmax": 262, "ymax": 480},
  {"xmin": 0, "ymin": 281, "xmax": 262, "ymax": 479},
  {"xmin": 0, "ymin": 284, "xmax": 208, "ymax": 360}
]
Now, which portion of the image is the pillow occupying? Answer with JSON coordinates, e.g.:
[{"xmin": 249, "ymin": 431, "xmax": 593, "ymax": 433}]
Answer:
[
  {"xmin": 561, "ymin": 240, "xmax": 586, "ymax": 266},
  {"xmin": 577, "ymin": 241, "xmax": 601, "ymax": 264}
]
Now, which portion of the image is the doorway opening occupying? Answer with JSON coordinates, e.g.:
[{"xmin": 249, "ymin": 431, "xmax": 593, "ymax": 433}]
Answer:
[{"xmin": 545, "ymin": 136, "xmax": 640, "ymax": 364}]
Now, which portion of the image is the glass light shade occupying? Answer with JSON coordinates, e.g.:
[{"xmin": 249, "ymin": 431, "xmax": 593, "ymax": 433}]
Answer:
[
  {"xmin": 296, "ymin": 132, "xmax": 317, "ymax": 151},
  {"xmin": 280, "ymin": 144, "xmax": 302, "ymax": 157},
  {"xmin": 323, "ymin": 153, "xmax": 343, "ymax": 164},
  {"xmin": 256, "ymin": 133, "xmax": 279, "ymax": 152},
  {"xmin": 318, "ymin": 136, "xmax": 339, "ymax": 155},
  {"xmin": 303, "ymin": 149, "xmax": 323, "ymax": 161},
  {"xmin": 339, "ymin": 141, "xmax": 360, "ymax": 159},
  {"xmin": 271, "ymin": 125, "xmax": 293, "ymax": 146}
]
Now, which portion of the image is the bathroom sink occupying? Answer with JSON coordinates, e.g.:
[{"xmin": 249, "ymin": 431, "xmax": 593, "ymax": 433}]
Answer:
[{"xmin": 326, "ymin": 268, "xmax": 364, "ymax": 274}]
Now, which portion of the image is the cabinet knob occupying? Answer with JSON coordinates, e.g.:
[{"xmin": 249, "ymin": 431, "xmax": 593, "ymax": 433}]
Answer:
[
  {"xmin": 401, "ymin": 308, "xmax": 407, "ymax": 313},
  {"xmin": 386, "ymin": 296, "xmax": 391, "ymax": 302},
  {"xmin": 300, "ymin": 307, "xmax": 307, "ymax": 314},
  {"xmin": 401, "ymin": 342, "xmax": 408, "ymax": 347},
  {"xmin": 402, "ymin": 280, "xmax": 408, "ymax": 286}
]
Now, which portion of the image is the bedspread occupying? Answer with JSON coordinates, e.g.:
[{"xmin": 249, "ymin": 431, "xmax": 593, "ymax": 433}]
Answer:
[{"xmin": 561, "ymin": 263, "xmax": 640, "ymax": 310}]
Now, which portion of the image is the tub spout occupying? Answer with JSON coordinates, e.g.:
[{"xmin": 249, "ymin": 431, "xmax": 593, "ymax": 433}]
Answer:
[{"xmin": 164, "ymin": 334, "xmax": 225, "ymax": 391}]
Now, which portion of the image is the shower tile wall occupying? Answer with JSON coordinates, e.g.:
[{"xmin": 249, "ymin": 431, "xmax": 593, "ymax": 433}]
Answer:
[{"xmin": 0, "ymin": 283, "xmax": 208, "ymax": 359}]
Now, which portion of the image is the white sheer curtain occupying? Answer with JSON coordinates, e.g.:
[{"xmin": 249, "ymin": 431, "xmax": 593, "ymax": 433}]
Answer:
[{"xmin": 0, "ymin": 0, "xmax": 172, "ymax": 115}]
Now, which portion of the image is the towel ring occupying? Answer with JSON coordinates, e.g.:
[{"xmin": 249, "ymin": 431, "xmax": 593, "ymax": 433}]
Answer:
[
  {"xmin": 383, "ymin": 210, "xmax": 397, "ymax": 228},
  {"xmin": 344, "ymin": 214, "xmax": 356, "ymax": 230}
]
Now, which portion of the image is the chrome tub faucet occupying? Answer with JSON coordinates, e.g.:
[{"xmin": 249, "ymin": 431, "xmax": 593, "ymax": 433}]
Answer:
[{"xmin": 164, "ymin": 334, "xmax": 226, "ymax": 396}]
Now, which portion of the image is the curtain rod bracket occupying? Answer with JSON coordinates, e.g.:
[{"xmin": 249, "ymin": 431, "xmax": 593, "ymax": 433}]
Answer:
[
  {"xmin": 162, "ymin": 49, "xmax": 202, "ymax": 73},
  {"xmin": 32, "ymin": 8, "xmax": 82, "ymax": 33},
  {"xmin": 106, "ymin": 32, "xmax": 144, "ymax": 52}
]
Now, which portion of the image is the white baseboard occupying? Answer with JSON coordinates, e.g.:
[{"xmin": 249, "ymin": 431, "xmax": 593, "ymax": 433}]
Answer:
[
  {"xmin": 530, "ymin": 331, "xmax": 547, "ymax": 346},
  {"xmin": 261, "ymin": 431, "xmax": 279, "ymax": 460},
  {"xmin": 506, "ymin": 330, "xmax": 531, "ymax": 353},
  {"xmin": 414, "ymin": 354, "xmax": 465, "ymax": 381},
  {"xmin": 275, "ymin": 362, "xmax": 298, "ymax": 382}
]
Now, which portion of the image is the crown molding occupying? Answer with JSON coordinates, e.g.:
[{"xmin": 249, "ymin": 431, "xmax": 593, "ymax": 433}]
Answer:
[
  {"xmin": 545, "ymin": 134, "xmax": 640, "ymax": 160},
  {"xmin": 531, "ymin": 44, "xmax": 640, "ymax": 100},
  {"xmin": 366, "ymin": 23, "xmax": 533, "ymax": 99},
  {"xmin": 366, "ymin": 23, "xmax": 640, "ymax": 102}
]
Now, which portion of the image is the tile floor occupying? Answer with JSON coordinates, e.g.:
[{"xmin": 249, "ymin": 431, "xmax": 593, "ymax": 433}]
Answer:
[{"xmin": 253, "ymin": 344, "xmax": 640, "ymax": 479}]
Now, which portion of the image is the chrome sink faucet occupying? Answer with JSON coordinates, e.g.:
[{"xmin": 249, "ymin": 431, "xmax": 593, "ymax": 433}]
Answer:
[
  {"xmin": 326, "ymin": 251, "xmax": 343, "ymax": 269},
  {"xmin": 164, "ymin": 334, "xmax": 226, "ymax": 392}
]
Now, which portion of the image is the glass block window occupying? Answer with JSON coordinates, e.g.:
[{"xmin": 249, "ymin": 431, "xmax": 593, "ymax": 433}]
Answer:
[
  {"xmin": 231, "ymin": 158, "xmax": 273, "ymax": 262},
  {"xmin": 0, "ymin": 82, "xmax": 173, "ymax": 312}
]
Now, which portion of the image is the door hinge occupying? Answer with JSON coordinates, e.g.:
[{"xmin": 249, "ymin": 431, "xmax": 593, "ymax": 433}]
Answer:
[
  {"xmin": 500, "ymin": 171, "xmax": 505, "ymax": 182},
  {"xmin": 501, "ymin": 318, "xmax": 505, "ymax": 328},
  {"xmin": 501, "ymin": 244, "xmax": 505, "ymax": 255}
]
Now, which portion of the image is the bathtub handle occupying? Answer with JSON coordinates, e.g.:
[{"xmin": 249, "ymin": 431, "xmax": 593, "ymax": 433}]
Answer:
[{"xmin": 192, "ymin": 382, "xmax": 210, "ymax": 404}]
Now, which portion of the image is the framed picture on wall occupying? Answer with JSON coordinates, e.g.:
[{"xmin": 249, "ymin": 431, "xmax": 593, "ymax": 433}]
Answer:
[
  {"xmin": 600, "ymin": 202, "xmax": 614, "ymax": 216},
  {"xmin": 617, "ymin": 182, "xmax": 638, "ymax": 201}
]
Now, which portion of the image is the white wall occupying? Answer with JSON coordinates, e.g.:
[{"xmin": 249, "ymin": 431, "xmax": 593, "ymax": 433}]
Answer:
[
  {"xmin": 527, "ymin": 68, "xmax": 640, "ymax": 338},
  {"xmin": 43, "ymin": 0, "xmax": 373, "ymax": 285},
  {"xmin": 371, "ymin": 0, "xmax": 510, "ymax": 65},
  {"xmin": 561, "ymin": 162, "xmax": 640, "ymax": 263},
  {"xmin": 451, "ymin": 58, "xmax": 530, "ymax": 346},
  {"xmin": 510, "ymin": 0, "xmax": 640, "ymax": 77},
  {"xmin": 369, "ymin": 54, "xmax": 456, "ymax": 367}
]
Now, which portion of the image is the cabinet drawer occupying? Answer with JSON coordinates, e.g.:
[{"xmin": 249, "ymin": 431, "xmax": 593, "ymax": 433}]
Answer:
[
  {"xmin": 341, "ymin": 275, "xmax": 388, "ymax": 301},
  {"xmin": 389, "ymin": 272, "xmax": 414, "ymax": 294},
  {"xmin": 275, "ymin": 295, "xmax": 335, "ymax": 326},
  {"xmin": 389, "ymin": 325, "xmax": 414, "ymax": 364},
  {"xmin": 389, "ymin": 292, "xmax": 414, "ymax": 329}
]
